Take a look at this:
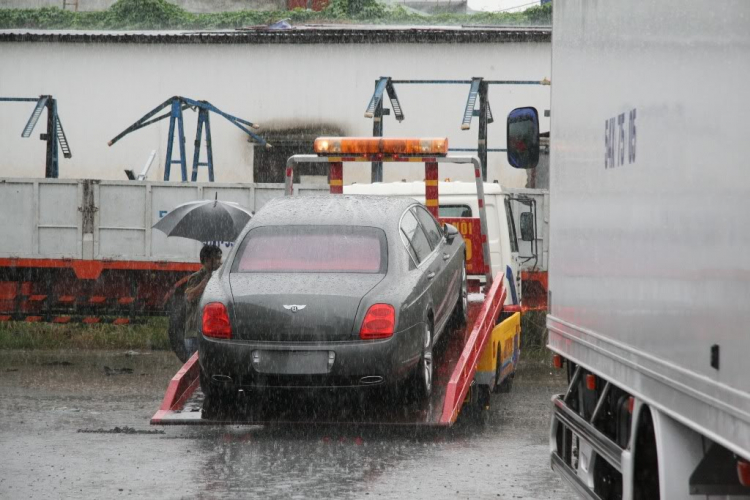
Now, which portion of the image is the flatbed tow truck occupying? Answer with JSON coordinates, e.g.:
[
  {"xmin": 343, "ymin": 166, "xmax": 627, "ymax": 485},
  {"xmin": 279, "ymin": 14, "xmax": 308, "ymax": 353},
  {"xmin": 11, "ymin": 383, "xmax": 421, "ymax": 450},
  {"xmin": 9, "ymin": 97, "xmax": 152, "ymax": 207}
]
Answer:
[{"xmin": 151, "ymin": 137, "xmax": 523, "ymax": 427}]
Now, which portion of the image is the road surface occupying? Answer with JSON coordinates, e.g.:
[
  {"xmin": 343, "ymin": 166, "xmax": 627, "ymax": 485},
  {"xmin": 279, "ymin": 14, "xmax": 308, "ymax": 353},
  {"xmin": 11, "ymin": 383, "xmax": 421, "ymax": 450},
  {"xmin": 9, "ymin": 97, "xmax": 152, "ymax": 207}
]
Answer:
[{"xmin": 0, "ymin": 349, "xmax": 575, "ymax": 499}]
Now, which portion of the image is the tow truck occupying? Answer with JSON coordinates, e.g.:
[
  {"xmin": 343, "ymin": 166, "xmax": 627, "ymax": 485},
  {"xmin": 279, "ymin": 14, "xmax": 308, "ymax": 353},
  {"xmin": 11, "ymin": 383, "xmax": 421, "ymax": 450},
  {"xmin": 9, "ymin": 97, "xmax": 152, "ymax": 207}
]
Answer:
[{"xmin": 151, "ymin": 135, "xmax": 526, "ymax": 427}]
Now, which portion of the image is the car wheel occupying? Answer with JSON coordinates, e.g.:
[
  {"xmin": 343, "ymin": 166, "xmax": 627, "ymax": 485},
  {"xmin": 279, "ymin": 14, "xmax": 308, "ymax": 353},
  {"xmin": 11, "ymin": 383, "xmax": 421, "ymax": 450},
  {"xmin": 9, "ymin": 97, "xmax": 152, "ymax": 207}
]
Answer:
[
  {"xmin": 407, "ymin": 320, "xmax": 433, "ymax": 403},
  {"xmin": 200, "ymin": 369, "xmax": 235, "ymax": 417},
  {"xmin": 450, "ymin": 263, "xmax": 469, "ymax": 328}
]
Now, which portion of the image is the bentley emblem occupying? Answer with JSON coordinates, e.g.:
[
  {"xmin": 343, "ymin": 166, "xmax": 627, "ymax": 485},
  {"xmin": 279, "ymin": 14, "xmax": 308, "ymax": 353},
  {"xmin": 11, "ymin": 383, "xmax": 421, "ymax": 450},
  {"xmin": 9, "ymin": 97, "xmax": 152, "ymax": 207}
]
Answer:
[{"xmin": 283, "ymin": 305, "xmax": 306, "ymax": 313}]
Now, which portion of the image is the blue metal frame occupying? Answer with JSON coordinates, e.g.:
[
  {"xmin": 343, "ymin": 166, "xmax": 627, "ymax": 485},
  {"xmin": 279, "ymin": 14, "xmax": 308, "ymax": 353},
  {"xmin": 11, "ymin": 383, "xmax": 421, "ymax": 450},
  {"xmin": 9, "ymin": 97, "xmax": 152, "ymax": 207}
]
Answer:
[
  {"xmin": 364, "ymin": 77, "xmax": 549, "ymax": 181},
  {"xmin": 108, "ymin": 96, "xmax": 269, "ymax": 182},
  {"xmin": 1, "ymin": 95, "xmax": 71, "ymax": 178}
]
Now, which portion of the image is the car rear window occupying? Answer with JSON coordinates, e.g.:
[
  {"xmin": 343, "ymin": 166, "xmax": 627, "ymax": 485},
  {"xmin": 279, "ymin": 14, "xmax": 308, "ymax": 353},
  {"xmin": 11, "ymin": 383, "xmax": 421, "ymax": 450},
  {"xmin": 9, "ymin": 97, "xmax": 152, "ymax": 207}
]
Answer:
[{"xmin": 232, "ymin": 226, "xmax": 387, "ymax": 274}]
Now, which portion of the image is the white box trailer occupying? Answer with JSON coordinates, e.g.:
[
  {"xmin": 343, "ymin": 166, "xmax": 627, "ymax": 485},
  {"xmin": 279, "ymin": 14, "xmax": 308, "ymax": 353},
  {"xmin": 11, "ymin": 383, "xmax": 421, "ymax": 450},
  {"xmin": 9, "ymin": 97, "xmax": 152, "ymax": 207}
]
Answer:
[
  {"xmin": 0, "ymin": 178, "xmax": 326, "ymax": 320},
  {"xmin": 0, "ymin": 178, "xmax": 327, "ymax": 261},
  {"xmin": 543, "ymin": 0, "xmax": 750, "ymax": 498}
]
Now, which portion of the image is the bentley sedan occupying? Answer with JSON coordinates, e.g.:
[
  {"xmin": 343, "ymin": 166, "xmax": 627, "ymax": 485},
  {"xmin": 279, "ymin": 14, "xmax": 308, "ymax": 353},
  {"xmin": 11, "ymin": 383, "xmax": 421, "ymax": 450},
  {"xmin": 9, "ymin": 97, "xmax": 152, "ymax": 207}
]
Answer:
[{"xmin": 198, "ymin": 195, "xmax": 468, "ymax": 409}]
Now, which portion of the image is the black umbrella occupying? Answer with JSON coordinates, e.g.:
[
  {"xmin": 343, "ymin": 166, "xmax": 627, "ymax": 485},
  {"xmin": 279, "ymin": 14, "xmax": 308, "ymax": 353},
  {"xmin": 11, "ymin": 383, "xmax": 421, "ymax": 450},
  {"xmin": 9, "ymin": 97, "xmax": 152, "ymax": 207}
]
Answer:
[{"xmin": 153, "ymin": 196, "xmax": 252, "ymax": 242}]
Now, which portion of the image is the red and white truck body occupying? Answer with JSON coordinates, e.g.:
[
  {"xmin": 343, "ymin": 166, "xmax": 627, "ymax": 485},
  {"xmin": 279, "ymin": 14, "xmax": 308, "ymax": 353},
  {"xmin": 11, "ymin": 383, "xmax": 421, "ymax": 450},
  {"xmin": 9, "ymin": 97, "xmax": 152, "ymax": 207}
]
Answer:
[
  {"xmin": 0, "ymin": 178, "xmax": 324, "ymax": 321},
  {"xmin": 546, "ymin": 0, "xmax": 750, "ymax": 497}
]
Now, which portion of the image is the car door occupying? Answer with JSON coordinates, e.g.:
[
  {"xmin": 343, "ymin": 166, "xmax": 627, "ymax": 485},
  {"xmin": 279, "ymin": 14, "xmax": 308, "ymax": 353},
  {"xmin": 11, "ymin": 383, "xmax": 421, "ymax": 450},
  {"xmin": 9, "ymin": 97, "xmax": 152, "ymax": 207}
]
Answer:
[
  {"xmin": 412, "ymin": 206, "xmax": 454, "ymax": 331},
  {"xmin": 399, "ymin": 208, "xmax": 440, "ymax": 322}
]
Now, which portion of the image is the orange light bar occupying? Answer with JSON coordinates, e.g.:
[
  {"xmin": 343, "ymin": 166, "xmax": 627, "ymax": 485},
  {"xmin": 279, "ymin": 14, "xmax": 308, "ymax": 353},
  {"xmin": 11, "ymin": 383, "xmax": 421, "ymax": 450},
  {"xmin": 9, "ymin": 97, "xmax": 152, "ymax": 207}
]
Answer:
[{"xmin": 313, "ymin": 137, "xmax": 448, "ymax": 156}]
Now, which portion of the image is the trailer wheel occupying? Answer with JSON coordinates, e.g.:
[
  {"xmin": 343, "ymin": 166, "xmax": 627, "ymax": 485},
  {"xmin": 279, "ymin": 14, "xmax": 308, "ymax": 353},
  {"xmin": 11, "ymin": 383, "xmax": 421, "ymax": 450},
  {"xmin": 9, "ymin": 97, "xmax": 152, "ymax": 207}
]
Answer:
[
  {"xmin": 633, "ymin": 407, "xmax": 660, "ymax": 500},
  {"xmin": 463, "ymin": 384, "xmax": 491, "ymax": 425}
]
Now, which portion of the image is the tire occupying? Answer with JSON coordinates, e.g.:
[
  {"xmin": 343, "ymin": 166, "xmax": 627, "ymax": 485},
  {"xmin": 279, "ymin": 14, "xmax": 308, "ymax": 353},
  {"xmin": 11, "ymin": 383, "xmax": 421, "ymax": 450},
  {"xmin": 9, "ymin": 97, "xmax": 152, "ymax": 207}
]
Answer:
[
  {"xmin": 406, "ymin": 320, "xmax": 434, "ymax": 403},
  {"xmin": 167, "ymin": 295, "xmax": 192, "ymax": 363},
  {"xmin": 449, "ymin": 263, "xmax": 469, "ymax": 329},
  {"xmin": 463, "ymin": 384, "xmax": 491, "ymax": 425}
]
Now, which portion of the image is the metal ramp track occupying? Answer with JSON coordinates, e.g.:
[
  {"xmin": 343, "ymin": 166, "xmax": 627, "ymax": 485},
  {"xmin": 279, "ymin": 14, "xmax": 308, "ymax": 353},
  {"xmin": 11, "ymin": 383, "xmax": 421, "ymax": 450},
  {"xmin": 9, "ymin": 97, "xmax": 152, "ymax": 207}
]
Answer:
[
  {"xmin": 56, "ymin": 118, "xmax": 72, "ymax": 158},
  {"xmin": 384, "ymin": 79, "xmax": 404, "ymax": 122},
  {"xmin": 22, "ymin": 96, "xmax": 48, "ymax": 138},
  {"xmin": 461, "ymin": 78, "xmax": 493, "ymax": 130},
  {"xmin": 364, "ymin": 77, "xmax": 389, "ymax": 118},
  {"xmin": 364, "ymin": 77, "xmax": 404, "ymax": 122},
  {"xmin": 461, "ymin": 79, "xmax": 481, "ymax": 130}
]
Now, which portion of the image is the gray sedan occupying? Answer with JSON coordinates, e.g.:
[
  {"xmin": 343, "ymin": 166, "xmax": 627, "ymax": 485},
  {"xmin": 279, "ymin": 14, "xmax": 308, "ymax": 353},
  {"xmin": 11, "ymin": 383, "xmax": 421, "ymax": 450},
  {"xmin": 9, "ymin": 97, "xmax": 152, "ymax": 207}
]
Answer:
[{"xmin": 198, "ymin": 195, "xmax": 467, "ymax": 410}]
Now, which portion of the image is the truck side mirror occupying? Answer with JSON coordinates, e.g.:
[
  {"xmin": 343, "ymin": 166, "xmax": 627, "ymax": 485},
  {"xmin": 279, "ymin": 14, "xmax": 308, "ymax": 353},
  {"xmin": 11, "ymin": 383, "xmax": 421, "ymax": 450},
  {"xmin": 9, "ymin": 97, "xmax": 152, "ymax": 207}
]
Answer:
[
  {"xmin": 520, "ymin": 211, "xmax": 535, "ymax": 241},
  {"xmin": 507, "ymin": 107, "xmax": 540, "ymax": 169}
]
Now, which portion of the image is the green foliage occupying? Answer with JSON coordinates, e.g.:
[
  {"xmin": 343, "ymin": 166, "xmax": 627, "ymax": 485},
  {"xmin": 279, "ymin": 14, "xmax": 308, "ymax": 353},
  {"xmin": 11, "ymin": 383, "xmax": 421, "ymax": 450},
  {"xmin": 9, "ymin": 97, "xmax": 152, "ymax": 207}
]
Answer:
[
  {"xmin": 0, "ymin": 318, "xmax": 171, "ymax": 351},
  {"xmin": 523, "ymin": 3, "xmax": 552, "ymax": 25},
  {"xmin": 0, "ymin": 0, "xmax": 552, "ymax": 30},
  {"xmin": 105, "ymin": 0, "xmax": 192, "ymax": 28}
]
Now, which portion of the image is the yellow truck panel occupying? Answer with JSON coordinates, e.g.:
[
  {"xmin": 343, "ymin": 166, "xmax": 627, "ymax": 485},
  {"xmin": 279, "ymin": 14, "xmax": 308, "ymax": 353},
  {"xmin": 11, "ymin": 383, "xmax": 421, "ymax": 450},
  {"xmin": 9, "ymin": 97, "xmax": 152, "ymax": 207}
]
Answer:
[{"xmin": 475, "ymin": 312, "xmax": 521, "ymax": 388}]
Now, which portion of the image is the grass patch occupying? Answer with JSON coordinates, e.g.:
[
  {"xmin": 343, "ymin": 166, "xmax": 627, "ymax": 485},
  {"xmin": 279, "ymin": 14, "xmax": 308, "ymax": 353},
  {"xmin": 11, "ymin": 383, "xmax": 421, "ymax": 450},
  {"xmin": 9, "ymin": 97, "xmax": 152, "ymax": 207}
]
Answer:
[
  {"xmin": 521, "ymin": 310, "xmax": 551, "ymax": 365},
  {"xmin": 0, "ymin": 0, "xmax": 552, "ymax": 30},
  {"xmin": 0, "ymin": 318, "xmax": 170, "ymax": 351}
]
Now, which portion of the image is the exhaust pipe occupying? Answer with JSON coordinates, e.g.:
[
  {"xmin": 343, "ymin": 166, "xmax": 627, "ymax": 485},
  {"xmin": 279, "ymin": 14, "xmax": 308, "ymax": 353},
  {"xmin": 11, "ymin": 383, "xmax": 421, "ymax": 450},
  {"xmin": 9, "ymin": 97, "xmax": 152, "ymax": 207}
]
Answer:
[
  {"xmin": 359, "ymin": 376, "xmax": 383, "ymax": 385},
  {"xmin": 212, "ymin": 375, "xmax": 233, "ymax": 383}
]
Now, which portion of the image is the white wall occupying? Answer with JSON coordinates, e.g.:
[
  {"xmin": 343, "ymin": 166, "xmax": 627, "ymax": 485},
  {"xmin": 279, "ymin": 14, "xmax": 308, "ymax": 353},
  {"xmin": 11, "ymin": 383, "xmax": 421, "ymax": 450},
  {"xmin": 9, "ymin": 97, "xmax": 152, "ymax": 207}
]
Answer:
[{"xmin": 0, "ymin": 39, "xmax": 550, "ymax": 187}]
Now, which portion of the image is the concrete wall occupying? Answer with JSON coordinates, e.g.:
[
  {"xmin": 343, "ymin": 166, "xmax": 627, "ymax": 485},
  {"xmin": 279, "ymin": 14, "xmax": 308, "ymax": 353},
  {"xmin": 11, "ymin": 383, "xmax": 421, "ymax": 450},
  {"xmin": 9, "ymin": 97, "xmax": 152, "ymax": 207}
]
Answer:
[
  {"xmin": 0, "ymin": 0, "xmax": 286, "ymax": 12},
  {"xmin": 0, "ymin": 40, "xmax": 550, "ymax": 187}
]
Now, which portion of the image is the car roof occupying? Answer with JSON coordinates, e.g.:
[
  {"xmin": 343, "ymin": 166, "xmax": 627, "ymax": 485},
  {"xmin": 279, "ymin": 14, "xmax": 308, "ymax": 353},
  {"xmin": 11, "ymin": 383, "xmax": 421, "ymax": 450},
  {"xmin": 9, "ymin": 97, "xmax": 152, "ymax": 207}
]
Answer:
[{"xmin": 251, "ymin": 195, "xmax": 419, "ymax": 229}]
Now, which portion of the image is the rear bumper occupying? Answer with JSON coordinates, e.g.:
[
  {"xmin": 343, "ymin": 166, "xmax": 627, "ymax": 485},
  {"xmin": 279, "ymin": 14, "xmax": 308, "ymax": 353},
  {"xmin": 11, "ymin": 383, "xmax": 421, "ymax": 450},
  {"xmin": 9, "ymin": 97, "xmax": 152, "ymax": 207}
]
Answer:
[{"xmin": 199, "ymin": 324, "xmax": 422, "ymax": 389}]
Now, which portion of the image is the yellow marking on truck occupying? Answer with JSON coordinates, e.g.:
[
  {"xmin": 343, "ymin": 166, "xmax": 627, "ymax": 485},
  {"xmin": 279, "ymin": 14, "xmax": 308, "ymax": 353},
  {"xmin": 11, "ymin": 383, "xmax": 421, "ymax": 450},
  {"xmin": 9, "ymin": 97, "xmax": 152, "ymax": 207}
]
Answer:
[
  {"xmin": 476, "ymin": 312, "xmax": 520, "ymax": 379},
  {"xmin": 329, "ymin": 180, "xmax": 343, "ymax": 186}
]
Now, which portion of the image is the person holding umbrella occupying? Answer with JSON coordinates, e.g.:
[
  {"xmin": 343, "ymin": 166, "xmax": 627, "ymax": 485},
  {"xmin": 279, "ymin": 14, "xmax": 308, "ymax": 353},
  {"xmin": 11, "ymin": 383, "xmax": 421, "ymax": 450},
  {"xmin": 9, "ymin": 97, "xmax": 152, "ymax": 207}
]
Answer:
[
  {"xmin": 183, "ymin": 244, "xmax": 223, "ymax": 353},
  {"xmin": 154, "ymin": 195, "xmax": 252, "ymax": 361}
]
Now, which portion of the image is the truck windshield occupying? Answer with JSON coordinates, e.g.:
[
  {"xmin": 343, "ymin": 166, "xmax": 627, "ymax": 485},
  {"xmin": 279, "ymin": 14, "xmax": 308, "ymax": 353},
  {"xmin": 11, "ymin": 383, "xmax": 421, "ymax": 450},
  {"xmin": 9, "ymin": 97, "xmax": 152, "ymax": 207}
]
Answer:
[
  {"xmin": 232, "ymin": 225, "xmax": 387, "ymax": 274},
  {"xmin": 439, "ymin": 205, "xmax": 473, "ymax": 218}
]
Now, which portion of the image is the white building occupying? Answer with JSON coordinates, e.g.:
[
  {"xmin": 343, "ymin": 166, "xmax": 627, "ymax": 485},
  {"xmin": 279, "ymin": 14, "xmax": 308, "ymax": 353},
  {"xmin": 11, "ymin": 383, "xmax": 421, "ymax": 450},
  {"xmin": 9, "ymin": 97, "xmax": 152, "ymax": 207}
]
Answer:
[{"xmin": 0, "ymin": 26, "xmax": 550, "ymax": 187}]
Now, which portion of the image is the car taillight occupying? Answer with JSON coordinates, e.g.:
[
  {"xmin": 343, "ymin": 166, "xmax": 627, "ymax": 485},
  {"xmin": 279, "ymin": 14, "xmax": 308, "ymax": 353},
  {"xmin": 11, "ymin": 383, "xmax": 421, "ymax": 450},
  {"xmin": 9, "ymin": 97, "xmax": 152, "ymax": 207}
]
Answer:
[
  {"xmin": 202, "ymin": 302, "xmax": 232, "ymax": 339},
  {"xmin": 360, "ymin": 304, "xmax": 395, "ymax": 340}
]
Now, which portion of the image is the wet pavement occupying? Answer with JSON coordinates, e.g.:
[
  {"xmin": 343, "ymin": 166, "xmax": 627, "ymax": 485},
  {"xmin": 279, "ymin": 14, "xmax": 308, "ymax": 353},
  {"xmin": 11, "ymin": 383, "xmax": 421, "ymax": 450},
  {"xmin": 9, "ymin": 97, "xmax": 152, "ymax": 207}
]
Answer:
[{"xmin": 0, "ymin": 350, "xmax": 575, "ymax": 499}]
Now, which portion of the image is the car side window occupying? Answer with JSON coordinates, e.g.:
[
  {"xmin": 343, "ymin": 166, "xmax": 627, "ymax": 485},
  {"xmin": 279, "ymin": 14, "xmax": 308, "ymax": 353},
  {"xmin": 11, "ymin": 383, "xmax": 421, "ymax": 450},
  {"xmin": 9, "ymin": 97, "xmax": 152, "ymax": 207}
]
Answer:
[
  {"xmin": 400, "ymin": 209, "xmax": 432, "ymax": 263},
  {"xmin": 413, "ymin": 206, "xmax": 443, "ymax": 249}
]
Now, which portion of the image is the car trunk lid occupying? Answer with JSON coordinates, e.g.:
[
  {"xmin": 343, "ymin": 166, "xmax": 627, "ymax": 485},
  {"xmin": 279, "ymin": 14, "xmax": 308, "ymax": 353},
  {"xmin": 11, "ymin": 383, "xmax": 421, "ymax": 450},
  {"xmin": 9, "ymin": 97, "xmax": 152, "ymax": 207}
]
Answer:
[{"xmin": 228, "ymin": 273, "xmax": 384, "ymax": 342}]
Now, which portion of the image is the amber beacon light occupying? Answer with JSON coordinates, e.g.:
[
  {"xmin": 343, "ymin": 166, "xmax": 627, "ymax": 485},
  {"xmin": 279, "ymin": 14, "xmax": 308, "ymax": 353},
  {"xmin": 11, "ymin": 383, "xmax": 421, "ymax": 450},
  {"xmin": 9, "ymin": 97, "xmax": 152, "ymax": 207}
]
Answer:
[{"xmin": 314, "ymin": 137, "xmax": 449, "ymax": 156}]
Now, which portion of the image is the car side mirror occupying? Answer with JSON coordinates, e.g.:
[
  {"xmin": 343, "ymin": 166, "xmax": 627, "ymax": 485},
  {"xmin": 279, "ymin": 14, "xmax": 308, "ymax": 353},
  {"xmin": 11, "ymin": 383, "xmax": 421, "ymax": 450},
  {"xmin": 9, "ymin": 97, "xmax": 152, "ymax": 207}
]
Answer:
[
  {"xmin": 520, "ymin": 212, "xmax": 535, "ymax": 242},
  {"xmin": 444, "ymin": 223, "xmax": 460, "ymax": 242},
  {"xmin": 507, "ymin": 107, "xmax": 540, "ymax": 169}
]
